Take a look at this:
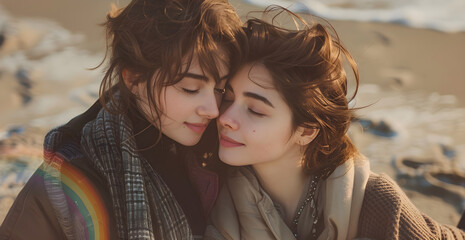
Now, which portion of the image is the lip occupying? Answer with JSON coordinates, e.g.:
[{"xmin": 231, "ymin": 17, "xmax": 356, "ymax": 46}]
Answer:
[
  {"xmin": 219, "ymin": 134, "xmax": 244, "ymax": 147},
  {"xmin": 185, "ymin": 122, "xmax": 208, "ymax": 133}
]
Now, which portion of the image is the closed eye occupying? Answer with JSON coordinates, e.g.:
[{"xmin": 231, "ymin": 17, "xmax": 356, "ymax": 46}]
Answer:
[
  {"xmin": 182, "ymin": 88, "xmax": 199, "ymax": 94},
  {"xmin": 248, "ymin": 108, "xmax": 265, "ymax": 117},
  {"xmin": 215, "ymin": 88, "xmax": 226, "ymax": 95}
]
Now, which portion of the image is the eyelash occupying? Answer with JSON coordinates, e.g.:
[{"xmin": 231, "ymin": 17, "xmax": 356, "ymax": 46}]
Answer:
[
  {"xmin": 248, "ymin": 108, "xmax": 265, "ymax": 117},
  {"xmin": 183, "ymin": 88, "xmax": 226, "ymax": 95},
  {"xmin": 182, "ymin": 88, "xmax": 199, "ymax": 94},
  {"xmin": 221, "ymin": 90, "xmax": 266, "ymax": 117},
  {"xmin": 215, "ymin": 88, "xmax": 226, "ymax": 94}
]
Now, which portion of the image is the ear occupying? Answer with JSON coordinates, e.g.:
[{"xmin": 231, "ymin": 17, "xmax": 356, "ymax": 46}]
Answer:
[
  {"xmin": 122, "ymin": 68, "xmax": 140, "ymax": 94},
  {"xmin": 295, "ymin": 125, "xmax": 319, "ymax": 146}
]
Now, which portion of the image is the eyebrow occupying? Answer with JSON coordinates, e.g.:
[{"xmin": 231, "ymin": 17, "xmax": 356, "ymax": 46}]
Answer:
[
  {"xmin": 225, "ymin": 83, "xmax": 274, "ymax": 108},
  {"xmin": 244, "ymin": 92, "xmax": 274, "ymax": 108},
  {"xmin": 184, "ymin": 72, "xmax": 229, "ymax": 82}
]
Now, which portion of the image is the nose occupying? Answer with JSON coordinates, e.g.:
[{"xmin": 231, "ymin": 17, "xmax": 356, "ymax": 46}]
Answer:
[
  {"xmin": 218, "ymin": 105, "xmax": 239, "ymax": 130},
  {"xmin": 197, "ymin": 91, "xmax": 220, "ymax": 119}
]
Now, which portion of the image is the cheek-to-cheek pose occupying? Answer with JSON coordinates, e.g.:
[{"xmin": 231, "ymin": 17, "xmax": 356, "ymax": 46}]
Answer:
[
  {"xmin": 217, "ymin": 62, "xmax": 317, "ymax": 178},
  {"xmin": 132, "ymin": 55, "xmax": 228, "ymax": 146}
]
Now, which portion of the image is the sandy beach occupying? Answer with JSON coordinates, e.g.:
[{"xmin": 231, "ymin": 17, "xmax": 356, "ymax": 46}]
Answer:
[{"xmin": 1, "ymin": 0, "xmax": 464, "ymax": 227}]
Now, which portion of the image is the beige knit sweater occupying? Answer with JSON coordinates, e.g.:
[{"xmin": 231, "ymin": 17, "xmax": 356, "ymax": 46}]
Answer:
[
  {"xmin": 357, "ymin": 174, "xmax": 465, "ymax": 239},
  {"xmin": 206, "ymin": 172, "xmax": 465, "ymax": 239}
]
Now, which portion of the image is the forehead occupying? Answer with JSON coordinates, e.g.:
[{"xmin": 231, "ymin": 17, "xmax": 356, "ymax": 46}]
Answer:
[
  {"xmin": 183, "ymin": 51, "xmax": 229, "ymax": 75},
  {"xmin": 230, "ymin": 63, "xmax": 293, "ymax": 114},
  {"xmin": 231, "ymin": 63, "xmax": 275, "ymax": 89}
]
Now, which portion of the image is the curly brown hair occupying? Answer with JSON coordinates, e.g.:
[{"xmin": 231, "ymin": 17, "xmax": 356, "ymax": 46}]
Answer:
[
  {"xmin": 99, "ymin": 0, "xmax": 243, "ymax": 126},
  {"xmin": 242, "ymin": 6, "xmax": 360, "ymax": 178}
]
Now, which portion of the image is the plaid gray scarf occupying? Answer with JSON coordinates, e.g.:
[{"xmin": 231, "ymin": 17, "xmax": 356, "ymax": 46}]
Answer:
[{"xmin": 81, "ymin": 108, "xmax": 194, "ymax": 240}]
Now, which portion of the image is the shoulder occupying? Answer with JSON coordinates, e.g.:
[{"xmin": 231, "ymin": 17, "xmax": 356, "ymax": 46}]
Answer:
[
  {"xmin": 43, "ymin": 99, "xmax": 103, "ymax": 175},
  {"xmin": 44, "ymin": 99, "xmax": 101, "ymax": 158},
  {"xmin": 362, "ymin": 173, "xmax": 422, "ymax": 219},
  {"xmin": 1, "ymin": 159, "xmax": 113, "ymax": 239},
  {"xmin": 0, "ymin": 166, "xmax": 66, "ymax": 238},
  {"xmin": 364, "ymin": 173, "xmax": 404, "ymax": 203},
  {"xmin": 0, "ymin": 102, "xmax": 113, "ymax": 239},
  {"xmin": 358, "ymin": 173, "xmax": 465, "ymax": 239},
  {"xmin": 360, "ymin": 173, "xmax": 413, "ymax": 226},
  {"xmin": 357, "ymin": 173, "xmax": 409, "ymax": 239},
  {"xmin": 41, "ymin": 115, "xmax": 110, "ymax": 206},
  {"xmin": 43, "ymin": 125, "xmax": 101, "ymax": 182}
]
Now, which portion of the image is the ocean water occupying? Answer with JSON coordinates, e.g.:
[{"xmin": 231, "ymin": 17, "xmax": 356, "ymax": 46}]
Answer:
[{"xmin": 246, "ymin": 0, "xmax": 465, "ymax": 32}]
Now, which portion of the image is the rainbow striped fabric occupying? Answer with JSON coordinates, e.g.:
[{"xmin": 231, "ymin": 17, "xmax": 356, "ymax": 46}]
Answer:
[{"xmin": 33, "ymin": 149, "xmax": 110, "ymax": 240}]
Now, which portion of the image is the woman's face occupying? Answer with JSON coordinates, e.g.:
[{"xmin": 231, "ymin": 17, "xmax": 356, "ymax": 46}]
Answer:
[
  {"xmin": 135, "ymin": 54, "xmax": 228, "ymax": 146},
  {"xmin": 217, "ymin": 63, "xmax": 304, "ymax": 166}
]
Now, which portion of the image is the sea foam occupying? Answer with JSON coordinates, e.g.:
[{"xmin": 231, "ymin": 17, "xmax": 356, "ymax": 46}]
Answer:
[{"xmin": 246, "ymin": 0, "xmax": 465, "ymax": 32}]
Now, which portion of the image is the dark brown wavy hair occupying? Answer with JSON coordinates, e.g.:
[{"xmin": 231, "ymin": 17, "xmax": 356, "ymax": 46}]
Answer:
[
  {"xmin": 98, "ymin": 0, "xmax": 243, "ymax": 126},
  {"xmin": 242, "ymin": 7, "xmax": 360, "ymax": 178}
]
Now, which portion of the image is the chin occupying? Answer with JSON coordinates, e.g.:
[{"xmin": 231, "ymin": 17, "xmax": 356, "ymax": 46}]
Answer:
[
  {"xmin": 178, "ymin": 138, "xmax": 201, "ymax": 146},
  {"xmin": 180, "ymin": 142, "xmax": 197, "ymax": 147},
  {"xmin": 170, "ymin": 134, "xmax": 201, "ymax": 147},
  {"xmin": 218, "ymin": 151, "xmax": 246, "ymax": 166}
]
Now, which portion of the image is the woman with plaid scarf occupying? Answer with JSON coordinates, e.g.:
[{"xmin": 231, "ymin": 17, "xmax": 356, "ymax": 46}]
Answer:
[{"xmin": 0, "ymin": 0, "xmax": 243, "ymax": 239}]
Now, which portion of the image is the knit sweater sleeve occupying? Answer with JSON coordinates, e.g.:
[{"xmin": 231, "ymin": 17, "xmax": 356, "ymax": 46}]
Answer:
[{"xmin": 357, "ymin": 173, "xmax": 465, "ymax": 240}]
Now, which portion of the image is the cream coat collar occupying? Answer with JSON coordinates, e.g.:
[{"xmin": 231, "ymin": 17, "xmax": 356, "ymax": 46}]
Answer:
[{"xmin": 207, "ymin": 155, "xmax": 371, "ymax": 240}]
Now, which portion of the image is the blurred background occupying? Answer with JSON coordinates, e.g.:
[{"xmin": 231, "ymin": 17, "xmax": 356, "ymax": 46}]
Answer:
[{"xmin": 0, "ymin": 0, "xmax": 464, "ymax": 226}]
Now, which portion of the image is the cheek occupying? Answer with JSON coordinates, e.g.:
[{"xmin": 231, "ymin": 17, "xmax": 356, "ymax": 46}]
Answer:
[
  {"xmin": 246, "ymin": 125, "xmax": 283, "ymax": 150},
  {"xmin": 246, "ymin": 120, "xmax": 293, "ymax": 151},
  {"xmin": 162, "ymin": 88, "xmax": 191, "ymax": 117},
  {"xmin": 244, "ymin": 132, "xmax": 287, "ymax": 163}
]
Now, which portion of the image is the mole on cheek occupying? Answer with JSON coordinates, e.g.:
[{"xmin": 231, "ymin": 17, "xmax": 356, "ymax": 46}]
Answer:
[{"xmin": 253, "ymin": 130, "xmax": 256, "ymax": 133}]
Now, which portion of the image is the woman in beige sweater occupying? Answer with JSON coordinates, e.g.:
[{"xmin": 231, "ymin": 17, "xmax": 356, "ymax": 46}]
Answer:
[{"xmin": 205, "ymin": 7, "xmax": 465, "ymax": 240}]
